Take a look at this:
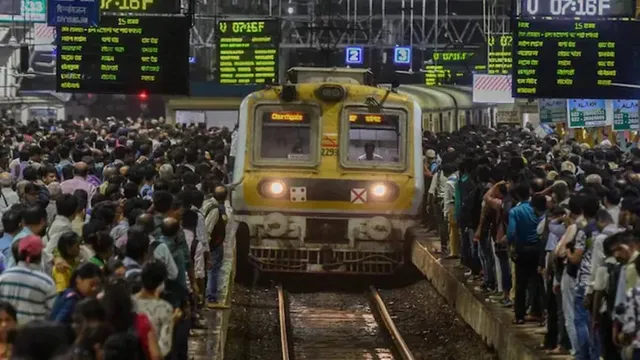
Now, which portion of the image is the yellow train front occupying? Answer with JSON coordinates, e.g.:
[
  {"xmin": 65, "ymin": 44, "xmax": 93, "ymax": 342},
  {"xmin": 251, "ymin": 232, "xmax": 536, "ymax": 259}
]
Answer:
[{"xmin": 231, "ymin": 68, "xmax": 424, "ymax": 275}]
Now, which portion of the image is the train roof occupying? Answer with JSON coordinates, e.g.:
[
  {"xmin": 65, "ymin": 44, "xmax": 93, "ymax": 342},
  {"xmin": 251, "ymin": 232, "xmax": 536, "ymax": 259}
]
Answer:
[{"xmin": 287, "ymin": 67, "xmax": 374, "ymax": 85}]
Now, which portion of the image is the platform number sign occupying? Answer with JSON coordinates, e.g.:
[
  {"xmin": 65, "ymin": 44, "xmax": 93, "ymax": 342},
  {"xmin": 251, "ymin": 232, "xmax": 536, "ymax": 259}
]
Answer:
[
  {"xmin": 345, "ymin": 46, "xmax": 363, "ymax": 65},
  {"xmin": 393, "ymin": 47, "xmax": 411, "ymax": 65}
]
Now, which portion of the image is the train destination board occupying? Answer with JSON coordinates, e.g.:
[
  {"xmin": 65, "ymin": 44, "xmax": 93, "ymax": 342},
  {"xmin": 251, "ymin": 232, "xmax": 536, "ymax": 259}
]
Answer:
[
  {"xmin": 216, "ymin": 19, "xmax": 280, "ymax": 85},
  {"xmin": 263, "ymin": 111, "xmax": 309, "ymax": 123},
  {"xmin": 56, "ymin": 16, "xmax": 190, "ymax": 95},
  {"xmin": 520, "ymin": 0, "xmax": 634, "ymax": 17},
  {"xmin": 348, "ymin": 113, "xmax": 399, "ymax": 126},
  {"xmin": 488, "ymin": 34, "xmax": 512, "ymax": 75},
  {"xmin": 513, "ymin": 19, "xmax": 640, "ymax": 99}
]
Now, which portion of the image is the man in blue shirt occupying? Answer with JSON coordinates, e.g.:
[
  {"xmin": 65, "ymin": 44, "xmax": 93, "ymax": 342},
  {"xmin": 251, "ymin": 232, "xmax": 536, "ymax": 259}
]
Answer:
[
  {"xmin": 507, "ymin": 183, "xmax": 544, "ymax": 325},
  {"xmin": 0, "ymin": 209, "xmax": 21, "ymax": 263}
]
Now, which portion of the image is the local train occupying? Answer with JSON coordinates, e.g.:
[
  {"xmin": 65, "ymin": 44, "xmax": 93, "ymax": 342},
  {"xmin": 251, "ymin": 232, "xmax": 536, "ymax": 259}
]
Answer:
[{"xmin": 227, "ymin": 67, "xmax": 491, "ymax": 275}]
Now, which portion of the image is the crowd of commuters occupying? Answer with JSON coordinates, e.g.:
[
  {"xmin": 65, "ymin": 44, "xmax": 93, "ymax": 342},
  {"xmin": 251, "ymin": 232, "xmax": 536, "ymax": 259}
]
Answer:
[
  {"xmin": 425, "ymin": 125, "xmax": 640, "ymax": 360},
  {"xmin": 0, "ymin": 116, "xmax": 237, "ymax": 360}
]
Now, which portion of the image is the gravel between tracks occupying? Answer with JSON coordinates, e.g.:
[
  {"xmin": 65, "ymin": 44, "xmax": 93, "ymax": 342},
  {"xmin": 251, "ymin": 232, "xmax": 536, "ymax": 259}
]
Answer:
[
  {"xmin": 378, "ymin": 276, "xmax": 497, "ymax": 360},
  {"xmin": 224, "ymin": 283, "xmax": 281, "ymax": 360}
]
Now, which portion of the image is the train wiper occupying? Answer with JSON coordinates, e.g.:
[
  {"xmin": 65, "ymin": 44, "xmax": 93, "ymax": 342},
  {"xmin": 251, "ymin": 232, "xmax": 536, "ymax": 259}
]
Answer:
[{"xmin": 365, "ymin": 89, "xmax": 391, "ymax": 113}]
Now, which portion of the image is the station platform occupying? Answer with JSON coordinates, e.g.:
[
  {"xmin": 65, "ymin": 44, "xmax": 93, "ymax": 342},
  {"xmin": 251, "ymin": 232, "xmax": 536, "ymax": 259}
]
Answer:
[
  {"xmin": 188, "ymin": 204, "xmax": 237, "ymax": 360},
  {"xmin": 411, "ymin": 228, "xmax": 571, "ymax": 360}
]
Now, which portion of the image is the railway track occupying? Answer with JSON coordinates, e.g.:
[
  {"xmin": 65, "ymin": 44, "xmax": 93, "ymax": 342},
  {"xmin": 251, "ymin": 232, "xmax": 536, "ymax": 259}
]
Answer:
[{"xmin": 277, "ymin": 285, "xmax": 415, "ymax": 360}]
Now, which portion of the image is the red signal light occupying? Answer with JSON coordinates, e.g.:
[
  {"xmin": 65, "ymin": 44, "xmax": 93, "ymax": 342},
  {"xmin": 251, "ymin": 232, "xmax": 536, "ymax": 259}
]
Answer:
[{"xmin": 138, "ymin": 91, "xmax": 148, "ymax": 101}]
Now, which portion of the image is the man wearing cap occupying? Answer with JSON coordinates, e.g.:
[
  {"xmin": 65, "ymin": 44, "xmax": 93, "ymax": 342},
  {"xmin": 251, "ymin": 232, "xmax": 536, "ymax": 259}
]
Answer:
[{"xmin": 0, "ymin": 234, "xmax": 56, "ymax": 324}]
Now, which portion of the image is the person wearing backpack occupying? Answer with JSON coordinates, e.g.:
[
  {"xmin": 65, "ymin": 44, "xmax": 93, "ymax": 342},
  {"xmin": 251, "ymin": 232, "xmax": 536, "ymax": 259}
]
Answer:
[
  {"xmin": 593, "ymin": 233, "xmax": 623, "ymax": 360},
  {"xmin": 183, "ymin": 209, "xmax": 205, "ymax": 305},
  {"xmin": 148, "ymin": 192, "xmax": 180, "ymax": 283},
  {"xmin": 102, "ymin": 278, "xmax": 162, "ymax": 360},
  {"xmin": 122, "ymin": 225, "xmax": 157, "ymax": 294},
  {"xmin": 158, "ymin": 217, "xmax": 191, "ymax": 360},
  {"xmin": 484, "ymin": 179, "xmax": 513, "ymax": 307},
  {"xmin": 508, "ymin": 182, "xmax": 544, "ymax": 326},
  {"xmin": 566, "ymin": 195, "xmax": 601, "ymax": 360},
  {"xmin": 203, "ymin": 185, "xmax": 228, "ymax": 308}
]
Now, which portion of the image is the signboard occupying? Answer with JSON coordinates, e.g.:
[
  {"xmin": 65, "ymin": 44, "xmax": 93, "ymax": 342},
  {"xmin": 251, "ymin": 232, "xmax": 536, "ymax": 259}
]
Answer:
[
  {"xmin": 488, "ymin": 34, "xmax": 512, "ymax": 75},
  {"xmin": 513, "ymin": 19, "xmax": 640, "ymax": 99},
  {"xmin": 425, "ymin": 49, "xmax": 484, "ymax": 86},
  {"xmin": 567, "ymin": 99, "xmax": 607, "ymax": 128},
  {"xmin": 56, "ymin": 16, "xmax": 190, "ymax": 94},
  {"xmin": 539, "ymin": 99, "xmax": 568, "ymax": 123},
  {"xmin": 472, "ymin": 74, "xmax": 514, "ymax": 103},
  {"xmin": 0, "ymin": 0, "xmax": 45, "ymax": 22},
  {"xmin": 393, "ymin": 46, "xmax": 411, "ymax": 65},
  {"xmin": 496, "ymin": 104, "xmax": 521, "ymax": 124},
  {"xmin": 612, "ymin": 100, "xmax": 639, "ymax": 131},
  {"xmin": 216, "ymin": 19, "xmax": 279, "ymax": 85},
  {"xmin": 520, "ymin": 0, "xmax": 634, "ymax": 17},
  {"xmin": 47, "ymin": 0, "xmax": 99, "ymax": 26},
  {"xmin": 345, "ymin": 46, "xmax": 363, "ymax": 65},
  {"xmin": 348, "ymin": 113, "xmax": 399, "ymax": 126},
  {"xmin": 99, "ymin": 0, "xmax": 180, "ymax": 14},
  {"xmin": 263, "ymin": 111, "xmax": 310, "ymax": 123},
  {"xmin": 424, "ymin": 66, "xmax": 450, "ymax": 86}
]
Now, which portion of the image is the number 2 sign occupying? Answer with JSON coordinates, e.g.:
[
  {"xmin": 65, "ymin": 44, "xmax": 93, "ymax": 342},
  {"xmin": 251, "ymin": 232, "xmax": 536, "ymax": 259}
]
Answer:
[{"xmin": 345, "ymin": 46, "xmax": 363, "ymax": 65}]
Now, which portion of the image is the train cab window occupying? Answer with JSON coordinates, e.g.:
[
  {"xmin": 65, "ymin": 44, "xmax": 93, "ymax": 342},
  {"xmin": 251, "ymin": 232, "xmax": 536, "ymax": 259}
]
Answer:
[
  {"xmin": 341, "ymin": 109, "xmax": 406, "ymax": 169},
  {"xmin": 254, "ymin": 107, "xmax": 319, "ymax": 164}
]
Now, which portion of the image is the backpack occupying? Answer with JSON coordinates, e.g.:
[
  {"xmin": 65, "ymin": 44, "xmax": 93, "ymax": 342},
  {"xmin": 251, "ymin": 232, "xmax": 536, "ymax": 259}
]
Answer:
[
  {"xmin": 123, "ymin": 262, "xmax": 143, "ymax": 294},
  {"xmin": 103, "ymin": 326, "xmax": 145, "ymax": 360},
  {"xmin": 189, "ymin": 234, "xmax": 199, "ymax": 264},
  {"xmin": 429, "ymin": 160, "xmax": 439, "ymax": 174},
  {"xmin": 205, "ymin": 203, "xmax": 227, "ymax": 249},
  {"xmin": 565, "ymin": 224, "xmax": 584, "ymax": 278},
  {"xmin": 605, "ymin": 261, "xmax": 622, "ymax": 316}
]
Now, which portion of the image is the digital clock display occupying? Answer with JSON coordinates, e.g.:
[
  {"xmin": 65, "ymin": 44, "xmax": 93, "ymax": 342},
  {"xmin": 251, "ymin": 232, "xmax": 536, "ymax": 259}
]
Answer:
[
  {"xmin": 520, "ymin": 0, "xmax": 634, "ymax": 17},
  {"xmin": 99, "ymin": 0, "xmax": 180, "ymax": 13},
  {"xmin": 424, "ymin": 50, "xmax": 484, "ymax": 85},
  {"xmin": 513, "ymin": 19, "xmax": 640, "ymax": 99},
  {"xmin": 56, "ymin": 16, "xmax": 190, "ymax": 95},
  {"xmin": 216, "ymin": 19, "xmax": 280, "ymax": 85}
]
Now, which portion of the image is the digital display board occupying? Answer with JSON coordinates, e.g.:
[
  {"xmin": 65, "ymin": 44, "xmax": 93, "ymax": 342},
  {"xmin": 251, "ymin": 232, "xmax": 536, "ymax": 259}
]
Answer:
[
  {"xmin": 520, "ymin": 0, "xmax": 634, "ymax": 17},
  {"xmin": 513, "ymin": 19, "xmax": 640, "ymax": 99},
  {"xmin": 488, "ymin": 34, "xmax": 512, "ymax": 75},
  {"xmin": 56, "ymin": 16, "xmax": 190, "ymax": 95},
  {"xmin": 424, "ymin": 50, "xmax": 484, "ymax": 86},
  {"xmin": 263, "ymin": 111, "xmax": 310, "ymax": 123},
  {"xmin": 99, "ymin": 0, "xmax": 180, "ymax": 14},
  {"xmin": 216, "ymin": 19, "xmax": 280, "ymax": 85},
  {"xmin": 348, "ymin": 113, "xmax": 399, "ymax": 126}
]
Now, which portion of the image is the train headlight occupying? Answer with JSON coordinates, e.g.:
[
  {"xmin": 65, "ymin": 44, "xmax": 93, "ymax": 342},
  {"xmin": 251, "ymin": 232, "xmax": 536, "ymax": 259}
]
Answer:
[
  {"xmin": 259, "ymin": 179, "xmax": 289, "ymax": 199},
  {"xmin": 370, "ymin": 183, "xmax": 388, "ymax": 197},
  {"xmin": 269, "ymin": 181, "xmax": 285, "ymax": 195}
]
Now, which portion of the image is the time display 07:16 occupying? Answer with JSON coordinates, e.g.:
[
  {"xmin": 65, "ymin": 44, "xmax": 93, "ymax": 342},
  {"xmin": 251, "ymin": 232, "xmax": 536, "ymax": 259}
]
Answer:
[
  {"xmin": 100, "ymin": 0, "xmax": 179, "ymax": 13},
  {"xmin": 522, "ymin": 0, "xmax": 622, "ymax": 16}
]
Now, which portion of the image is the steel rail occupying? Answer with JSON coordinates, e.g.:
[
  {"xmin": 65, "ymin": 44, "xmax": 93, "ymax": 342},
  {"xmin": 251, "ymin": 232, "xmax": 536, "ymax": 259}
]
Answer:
[
  {"xmin": 369, "ymin": 285, "xmax": 416, "ymax": 360},
  {"xmin": 277, "ymin": 284, "xmax": 290, "ymax": 360}
]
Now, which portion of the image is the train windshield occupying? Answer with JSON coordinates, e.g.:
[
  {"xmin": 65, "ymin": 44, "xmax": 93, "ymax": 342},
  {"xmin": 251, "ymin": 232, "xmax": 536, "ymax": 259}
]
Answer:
[
  {"xmin": 255, "ymin": 107, "xmax": 316, "ymax": 163},
  {"xmin": 344, "ymin": 111, "xmax": 404, "ymax": 165}
]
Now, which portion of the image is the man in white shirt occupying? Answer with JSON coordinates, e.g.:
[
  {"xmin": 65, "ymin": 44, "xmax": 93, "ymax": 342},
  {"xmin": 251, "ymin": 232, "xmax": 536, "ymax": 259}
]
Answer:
[{"xmin": 358, "ymin": 143, "xmax": 383, "ymax": 161}]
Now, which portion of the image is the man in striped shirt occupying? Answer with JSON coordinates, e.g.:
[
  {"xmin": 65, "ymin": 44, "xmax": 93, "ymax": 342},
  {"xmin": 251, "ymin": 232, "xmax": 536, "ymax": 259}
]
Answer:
[{"xmin": 0, "ymin": 234, "xmax": 56, "ymax": 323}]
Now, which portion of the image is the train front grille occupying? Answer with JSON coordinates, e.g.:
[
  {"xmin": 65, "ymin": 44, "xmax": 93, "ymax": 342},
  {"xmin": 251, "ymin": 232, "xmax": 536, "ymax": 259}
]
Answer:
[{"xmin": 305, "ymin": 218, "xmax": 349, "ymax": 244}]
